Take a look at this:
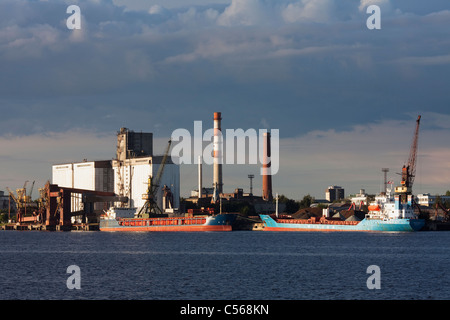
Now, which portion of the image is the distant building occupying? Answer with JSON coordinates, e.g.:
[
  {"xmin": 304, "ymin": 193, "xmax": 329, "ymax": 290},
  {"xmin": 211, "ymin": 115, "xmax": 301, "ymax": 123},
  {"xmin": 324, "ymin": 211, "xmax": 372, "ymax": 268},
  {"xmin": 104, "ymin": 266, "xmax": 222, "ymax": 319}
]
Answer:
[
  {"xmin": 416, "ymin": 193, "xmax": 450, "ymax": 207},
  {"xmin": 184, "ymin": 188, "xmax": 283, "ymax": 214},
  {"xmin": 350, "ymin": 189, "xmax": 368, "ymax": 205},
  {"xmin": 325, "ymin": 186, "xmax": 345, "ymax": 202},
  {"xmin": 0, "ymin": 190, "xmax": 11, "ymax": 211},
  {"xmin": 190, "ymin": 188, "xmax": 215, "ymax": 198}
]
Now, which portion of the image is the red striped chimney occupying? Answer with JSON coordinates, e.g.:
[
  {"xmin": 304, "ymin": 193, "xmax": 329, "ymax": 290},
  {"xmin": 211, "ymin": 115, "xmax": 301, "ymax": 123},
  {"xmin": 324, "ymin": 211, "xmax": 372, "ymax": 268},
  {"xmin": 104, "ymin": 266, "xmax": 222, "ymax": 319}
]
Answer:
[{"xmin": 262, "ymin": 131, "xmax": 273, "ymax": 201}]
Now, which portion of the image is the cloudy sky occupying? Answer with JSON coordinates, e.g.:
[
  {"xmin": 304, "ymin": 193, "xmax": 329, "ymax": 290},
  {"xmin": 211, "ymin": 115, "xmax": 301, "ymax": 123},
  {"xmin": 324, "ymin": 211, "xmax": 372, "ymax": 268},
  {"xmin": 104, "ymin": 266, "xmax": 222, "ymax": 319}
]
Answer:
[{"xmin": 1, "ymin": 0, "xmax": 449, "ymax": 200}]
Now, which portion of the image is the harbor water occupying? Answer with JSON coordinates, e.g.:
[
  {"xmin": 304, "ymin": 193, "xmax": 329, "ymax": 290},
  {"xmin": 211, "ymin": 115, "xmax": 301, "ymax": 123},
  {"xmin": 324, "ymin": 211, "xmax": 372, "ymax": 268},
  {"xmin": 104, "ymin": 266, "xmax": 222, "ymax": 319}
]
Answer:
[{"xmin": 0, "ymin": 230, "xmax": 449, "ymax": 300}]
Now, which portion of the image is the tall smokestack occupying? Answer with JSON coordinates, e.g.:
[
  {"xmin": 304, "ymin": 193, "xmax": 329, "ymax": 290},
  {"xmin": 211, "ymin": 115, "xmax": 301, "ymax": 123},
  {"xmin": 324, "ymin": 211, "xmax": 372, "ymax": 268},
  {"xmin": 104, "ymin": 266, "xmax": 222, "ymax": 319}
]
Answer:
[
  {"xmin": 262, "ymin": 131, "xmax": 273, "ymax": 201},
  {"xmin": 213, "ymin": 112, "xmax": 223, "ymax": 194}
]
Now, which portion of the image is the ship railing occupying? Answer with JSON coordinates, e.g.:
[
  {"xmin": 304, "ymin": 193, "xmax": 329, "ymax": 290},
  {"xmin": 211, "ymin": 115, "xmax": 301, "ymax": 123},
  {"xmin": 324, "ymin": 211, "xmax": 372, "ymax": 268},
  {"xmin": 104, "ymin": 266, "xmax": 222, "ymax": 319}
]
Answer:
[
  {"xmin": 277, "ymin": 218, "xmax": 359, "ymax": 226},
  {"xmin": 117, "ymin": 217, "xmax": 207, "ymax": 227}
]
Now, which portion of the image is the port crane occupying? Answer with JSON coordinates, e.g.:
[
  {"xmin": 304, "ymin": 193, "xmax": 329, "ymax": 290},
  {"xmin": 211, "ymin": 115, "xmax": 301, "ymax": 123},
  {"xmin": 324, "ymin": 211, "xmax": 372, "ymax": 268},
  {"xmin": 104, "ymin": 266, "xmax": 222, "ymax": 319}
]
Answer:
[
  {"xmin": 6, "ymin": 180, "xmax": 38, "ymax": 222},
  {"xmin": 6, "ymin": 187, "xmax": 20, "ymax": 209},
  {"xmin": 395, "ymin": 115, "xmax": 421, "ymax": 196},
  {"xmin": 137, "ymin": 139, "xmax": 172, "ymax": 217}
]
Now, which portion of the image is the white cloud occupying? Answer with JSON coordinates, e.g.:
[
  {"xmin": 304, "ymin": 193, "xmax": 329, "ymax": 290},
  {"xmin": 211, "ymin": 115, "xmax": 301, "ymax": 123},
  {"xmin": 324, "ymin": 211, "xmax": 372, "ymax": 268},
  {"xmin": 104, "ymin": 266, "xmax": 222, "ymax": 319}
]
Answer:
[
  {"xmin": 217, "ymin": 0, "xmax": 274, "ymax": 26},
  {"xmin": 282, "ymin": 0, "xmax": 336, "ymax": 23},
  {"xmin": 396, "ymin": 54, "xmax": 450, "ymax": 66},
  {"xmin": 359, "ymin": 0, "xmax": 391, "ymax": 12}
]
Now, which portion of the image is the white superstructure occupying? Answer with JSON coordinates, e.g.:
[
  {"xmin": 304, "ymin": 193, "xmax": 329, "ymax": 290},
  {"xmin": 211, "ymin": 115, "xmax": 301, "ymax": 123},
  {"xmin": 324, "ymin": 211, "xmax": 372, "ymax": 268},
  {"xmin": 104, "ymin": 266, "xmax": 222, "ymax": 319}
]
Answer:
[{"xmin": 367, "ymin": 189, "xmax": 416, "ymax": 220}]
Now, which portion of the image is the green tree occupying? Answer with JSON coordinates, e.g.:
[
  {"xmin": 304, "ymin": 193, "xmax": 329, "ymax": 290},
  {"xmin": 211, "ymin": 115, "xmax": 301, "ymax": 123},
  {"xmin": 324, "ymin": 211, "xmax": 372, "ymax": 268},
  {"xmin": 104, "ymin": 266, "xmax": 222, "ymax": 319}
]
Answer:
[
  {"xmin": 0, "ymin": 213, "xmax": 8, "ymax": 224},
  {"xmin": 299, "ymin": 194, "xmax": 314, "ymax": 209},
  {"xmin": 240, "ymin": 205, "xmax": 256, "ymax": 217},
  {"xmin": 276, "ymin": 195, "xmax": 299, "ymax": 214}
]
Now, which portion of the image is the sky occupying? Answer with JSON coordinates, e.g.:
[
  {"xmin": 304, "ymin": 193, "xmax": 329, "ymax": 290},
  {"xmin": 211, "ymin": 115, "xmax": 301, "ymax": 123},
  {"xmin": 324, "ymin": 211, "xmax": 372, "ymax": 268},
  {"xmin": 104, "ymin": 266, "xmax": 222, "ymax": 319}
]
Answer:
[{"xmin": 1, "ymin": 0, "xmax": 450, "ymax": 201}]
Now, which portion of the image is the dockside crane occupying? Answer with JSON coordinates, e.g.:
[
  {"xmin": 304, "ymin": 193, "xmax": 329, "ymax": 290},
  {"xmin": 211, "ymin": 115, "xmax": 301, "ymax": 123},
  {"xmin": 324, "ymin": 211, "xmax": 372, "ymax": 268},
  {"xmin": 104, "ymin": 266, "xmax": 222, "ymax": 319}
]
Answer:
[
  {"xmin": 6, "ymin": 187, "xmax": 20, "ymax": 209},
  {"xmin": 137, "ymin": 139, "xmax": 172, "ymax": 217},
  {"xmin": 28, "ymin": 180, "xmax": 35, "ymax": 201},
  {"xmin": 395, "ymin": 115, "xmax": 421, "ymax": 196}
]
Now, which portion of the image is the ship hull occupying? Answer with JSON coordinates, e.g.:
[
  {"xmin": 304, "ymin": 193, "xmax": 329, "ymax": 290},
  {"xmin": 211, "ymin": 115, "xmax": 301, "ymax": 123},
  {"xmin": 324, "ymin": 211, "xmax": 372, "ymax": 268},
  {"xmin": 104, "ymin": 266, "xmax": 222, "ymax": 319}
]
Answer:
[
  {"xmin": 100, "ymin": 214, "xmax": 237, "ymax": 232},
  {"xmin": 260, "ymin": 215, "xmax": 425, "ymax": 232}
]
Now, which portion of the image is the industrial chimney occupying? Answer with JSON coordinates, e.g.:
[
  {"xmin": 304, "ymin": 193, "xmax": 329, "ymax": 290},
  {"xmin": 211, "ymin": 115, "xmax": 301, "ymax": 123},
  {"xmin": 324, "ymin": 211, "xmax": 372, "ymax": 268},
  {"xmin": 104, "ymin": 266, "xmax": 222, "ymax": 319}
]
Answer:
[
  {"xmin": 213, "ymin": 112, "xmax": 223, "ymax": 194},
  {"xmin": 262, "ymin": 131, "xmax": 273, "ymax": 201}
]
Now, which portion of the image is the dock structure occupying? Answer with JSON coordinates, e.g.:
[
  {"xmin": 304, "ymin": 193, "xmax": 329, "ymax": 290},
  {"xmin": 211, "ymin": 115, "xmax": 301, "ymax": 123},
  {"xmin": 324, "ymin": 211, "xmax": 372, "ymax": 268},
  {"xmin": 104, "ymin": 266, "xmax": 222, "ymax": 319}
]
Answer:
[
  {"xmin": 1, "ymin": 223, "xmax": 99, "ymax": 231},
  {"xmin": 2, "ymin": 181, "xmax": 126, "ymax": 232}
]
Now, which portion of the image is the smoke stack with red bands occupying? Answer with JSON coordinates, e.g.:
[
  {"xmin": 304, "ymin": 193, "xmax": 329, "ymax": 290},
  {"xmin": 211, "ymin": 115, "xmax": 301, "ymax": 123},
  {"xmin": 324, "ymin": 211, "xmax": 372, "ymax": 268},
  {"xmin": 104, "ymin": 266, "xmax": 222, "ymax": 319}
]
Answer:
[
  {"xmin": 213, "ymin": 112, "xmax": 223, "ymax": 194},
  {"xmin": 262, "ymin": 131, "xmax": 273, "ymax": 201}
]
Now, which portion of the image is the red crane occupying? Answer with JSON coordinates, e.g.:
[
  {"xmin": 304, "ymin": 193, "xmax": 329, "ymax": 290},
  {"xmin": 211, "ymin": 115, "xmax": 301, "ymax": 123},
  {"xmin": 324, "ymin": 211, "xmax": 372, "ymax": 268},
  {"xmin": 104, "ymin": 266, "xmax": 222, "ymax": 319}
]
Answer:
[{"xmin": 396, "ymin": 115, "xmax": 421, "ymax": 194}]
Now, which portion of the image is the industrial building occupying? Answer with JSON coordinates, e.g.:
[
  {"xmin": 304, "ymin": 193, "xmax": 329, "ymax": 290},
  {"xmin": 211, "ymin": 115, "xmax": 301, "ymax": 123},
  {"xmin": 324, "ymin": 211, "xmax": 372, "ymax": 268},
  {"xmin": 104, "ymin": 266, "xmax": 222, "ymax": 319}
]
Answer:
[
  {"xmin": 52, "ymin": 160, "xmax": 114, "ymax": 192},
  {"xmin": 52, "ymin": 160, "xmax": 115, "ymax": 213},
  {"xmin": 52, "ymin": 128, "xmax": 180, "ymax": 216},
  {"xmin": 112, "ymin": 155, "xmax": 179, "ymax": 212},
  {"xmin": 0, "ymin": 190, "xmax": 12, "ymax": 211},
  {"xmin": 116, "ymin": 127, "xmax": 153, "ymax": 161},
  {"xmin": 325, "ymin": 186, "xmax": 345, "ymax": 202},
  {"xmin": 416, "ymin": 193, "xmax": 450, "ymax": 207}
]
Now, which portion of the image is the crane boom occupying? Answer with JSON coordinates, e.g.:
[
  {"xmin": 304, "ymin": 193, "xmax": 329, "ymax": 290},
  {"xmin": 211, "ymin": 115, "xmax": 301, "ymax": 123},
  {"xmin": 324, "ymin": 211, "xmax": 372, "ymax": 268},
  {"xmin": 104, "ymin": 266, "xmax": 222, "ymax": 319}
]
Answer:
[
  {"xmin": 396, "ymin": 115, "xmax": 421, "ymax": 194},
  {"xmin": 6, "ymin": 187, "xmax": 18, "ymax": 203},
  {"xmin": 138, "ymin": 139, "xmax": 172, "ymax": 217},
  {"xmin": 29, "ymin": 181, "xmax": 35, "ymax": 198},
  {"xmin": 151, "ymin": 139, "xmax": 172, "ymax": 194},
  {"xmin": 407, "ymin": 115, "xmax": 421, "ymax": 188}
]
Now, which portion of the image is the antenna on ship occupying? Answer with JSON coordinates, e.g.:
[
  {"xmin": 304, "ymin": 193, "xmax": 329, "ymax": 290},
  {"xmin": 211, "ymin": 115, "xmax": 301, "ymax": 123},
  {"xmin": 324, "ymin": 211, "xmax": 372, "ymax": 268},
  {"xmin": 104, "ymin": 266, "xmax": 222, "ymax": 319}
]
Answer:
[{"xmin": 275, "ymin": 193, "xmax": 279, "ymax": 218}]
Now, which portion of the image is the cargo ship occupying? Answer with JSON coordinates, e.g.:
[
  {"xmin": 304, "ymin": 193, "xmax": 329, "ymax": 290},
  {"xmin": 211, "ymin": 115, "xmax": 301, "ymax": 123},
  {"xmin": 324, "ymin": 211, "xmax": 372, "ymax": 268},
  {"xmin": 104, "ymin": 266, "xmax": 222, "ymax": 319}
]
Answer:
[
  {"xmin": 260, "ymin": 193, "xmax": 425, "ymax": 232},
  {"xmin": 99, "ymin": 207, "xmax": 237, "ymax": 232}
]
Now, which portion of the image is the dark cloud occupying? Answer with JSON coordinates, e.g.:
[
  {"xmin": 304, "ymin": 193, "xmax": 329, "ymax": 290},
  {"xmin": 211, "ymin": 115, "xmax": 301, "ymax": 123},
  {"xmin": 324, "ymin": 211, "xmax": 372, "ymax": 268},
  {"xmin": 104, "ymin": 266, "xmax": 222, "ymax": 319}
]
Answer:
[
  {"xmin": 0, "ymin": 0, "xmax": 449, "ymax": 139},
  {"xmin": 1, "ymin": 0, "xmax": 450, "ymax": 197}
]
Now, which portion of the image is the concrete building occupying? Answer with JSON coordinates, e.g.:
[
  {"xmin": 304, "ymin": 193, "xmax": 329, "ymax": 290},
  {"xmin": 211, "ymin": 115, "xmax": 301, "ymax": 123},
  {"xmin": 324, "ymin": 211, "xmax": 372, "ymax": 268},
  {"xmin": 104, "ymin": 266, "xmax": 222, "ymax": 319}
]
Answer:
[
  {"xmin": 325, "ymin": 186, "xmax": 345, "ymax": 202},
  {"xmin": 117, "ymin": 127, "xmax": 153, "ymax": 161},
  {"xmin": 52, "ymin": 160, "xmax": 114, "ymax": 192},
  {"xmin": 416, "ymin": 193, "xmax": 450, "ymax": 207},
  {"xmin": 112, "ymin": 156, "xmax": 180, "ymax": 212},
  {"xmin": 113, "ymin": 127, "xmax": 179, "ymax": 213},
  {"xmin": 52, "ymin": 160, "xmax": 115, "ymax": 212}
]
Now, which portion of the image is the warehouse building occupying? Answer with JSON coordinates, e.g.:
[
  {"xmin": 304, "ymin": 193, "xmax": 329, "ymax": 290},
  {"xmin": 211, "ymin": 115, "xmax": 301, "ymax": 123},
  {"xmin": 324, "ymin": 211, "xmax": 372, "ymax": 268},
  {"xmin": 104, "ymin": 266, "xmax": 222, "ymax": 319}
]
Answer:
[
  {"xmin": 52, "ymin": 128, "xmax": 180, "ymax": 215},
  {"xmin": 52, "ymin": 160, "xmax": 115, "ymax": 213}
]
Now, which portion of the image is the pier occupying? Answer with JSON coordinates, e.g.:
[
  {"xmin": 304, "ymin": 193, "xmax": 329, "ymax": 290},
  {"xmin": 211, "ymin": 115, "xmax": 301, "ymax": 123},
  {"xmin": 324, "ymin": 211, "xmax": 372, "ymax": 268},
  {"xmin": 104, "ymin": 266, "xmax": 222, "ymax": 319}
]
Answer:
[{"xmin": 1, "ymin": 223, "xmax": 99, "ymax": 231}]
